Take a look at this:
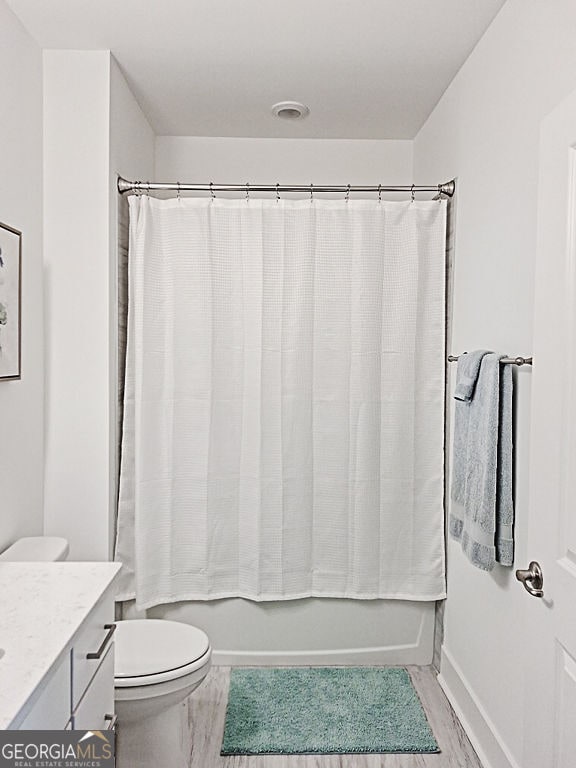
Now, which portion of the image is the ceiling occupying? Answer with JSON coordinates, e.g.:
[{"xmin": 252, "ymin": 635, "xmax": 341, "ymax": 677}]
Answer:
[{"xmin": 8, "ymin": 0, "xmax": 507, "ymax": 139}]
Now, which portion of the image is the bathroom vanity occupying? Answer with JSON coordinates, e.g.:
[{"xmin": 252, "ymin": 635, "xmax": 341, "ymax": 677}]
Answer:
[{"xmin": 0, "ymin": 562, "xmax": 120, "ymax": 730}]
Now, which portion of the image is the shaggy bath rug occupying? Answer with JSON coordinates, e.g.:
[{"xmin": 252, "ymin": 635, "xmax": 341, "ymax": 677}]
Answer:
[{"xmin": 221, "ymin": 666, "xmax": 439, "ymax": 755}]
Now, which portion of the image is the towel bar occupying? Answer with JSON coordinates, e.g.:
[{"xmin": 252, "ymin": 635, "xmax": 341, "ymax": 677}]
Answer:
[{"xmin": 447, "ymin": 354, "xmax": 532, "ymax": 366}]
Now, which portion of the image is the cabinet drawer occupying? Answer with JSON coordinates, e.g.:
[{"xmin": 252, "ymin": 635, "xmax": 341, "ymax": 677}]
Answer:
[
  {"xmin": 72, "ymin": 596, "xmax": 115, "ymax": 708},
  {"xmin": 73, "ymin": 644, "xmax": 115, "ymax": 731},
  {"xmin": 19, "ymin": 652, "xmax": 71, "ymax": 730}
]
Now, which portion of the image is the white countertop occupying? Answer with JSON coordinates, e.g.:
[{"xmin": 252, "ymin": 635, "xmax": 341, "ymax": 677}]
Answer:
[{"xmin": 0, "ymin": 562, "xmax": 121, "ymax": 729}]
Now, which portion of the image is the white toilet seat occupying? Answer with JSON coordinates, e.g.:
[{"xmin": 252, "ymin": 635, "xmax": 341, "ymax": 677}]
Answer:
[
  {"xmin": 114, "ymin": 619, "xmax": 211, "ymax": 688},
  {"xmin": 115, "ymin": 647, "xmax": 212, "ymax": 688}
]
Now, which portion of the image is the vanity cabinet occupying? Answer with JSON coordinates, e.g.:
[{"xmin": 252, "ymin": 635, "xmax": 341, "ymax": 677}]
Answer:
[
  {"xmin": 0, "ymin": 563, "xmax": 121, "ymax": 732},
  {"xmin": 73, "ymin": 645, "xmax": 115, "ymax": 730},
  {"xmin": 17, "ymin": 654, "xmax": 71, "ymax": 730},
  {"xmin": 70, "ymin": 596, "xmax": 116, "ymax": 731},
  {"xmin": 72, "ymin": 596, "xmax": 115, "ymax": 709},
  {"xmin": 17, "ymin": 593, "xmax": 116, "ymax": 730}
]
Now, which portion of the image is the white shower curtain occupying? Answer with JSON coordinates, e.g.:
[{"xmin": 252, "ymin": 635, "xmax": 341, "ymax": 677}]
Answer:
[{"xmin": 115, "ymin": 195, "xmax": 447, "ymax": 609}]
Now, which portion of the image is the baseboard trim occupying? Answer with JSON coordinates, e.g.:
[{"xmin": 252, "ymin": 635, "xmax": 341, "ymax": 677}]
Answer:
[{"xmin": 439, "ymin": 647, "xmax": 522, "ymax": 768}]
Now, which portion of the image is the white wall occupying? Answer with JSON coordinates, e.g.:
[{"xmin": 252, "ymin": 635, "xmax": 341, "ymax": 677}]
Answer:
[
  {"xmin": 43, "ymin": 51, "xmax": 111, "ymax": 560},
  {"xmin": 0, "ymin": 1, "xmax": 44, "ymax": 550},
  {"xmin": 414, "ymin": 2, "xmax": 576, "ymax": 766},
  {"xmin": 156, "ymin": 136, "xmax": 413, "ymax": 195},
  {"xmin": 146, "ymin": 136, "xmax": 439, "ymax": 665},
  {"xmin": 43, "ymin": 51, "xmax": 154, "ymax": 560}
]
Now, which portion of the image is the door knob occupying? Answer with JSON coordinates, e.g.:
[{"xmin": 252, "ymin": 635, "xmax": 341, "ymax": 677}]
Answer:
[{"xmin": 515, "ymin": 561, "xmax": 544, "ymax": 597}]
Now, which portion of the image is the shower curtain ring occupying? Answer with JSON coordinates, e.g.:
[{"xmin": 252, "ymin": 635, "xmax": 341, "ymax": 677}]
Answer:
[
  {"xmin": 345, "ymin": 183, "xmax": 351, "ymax": 202},
  {"xmin": 276, "ymin": 183, "xmax": 280, "ymax": 201},
  {"xmin": 210, "ymin": 182, "xmax": 215, "ymax": 200},
  {"xmin": 411, "ymin": 184, "xmax": 415, "ymax": 203},
  {"xmin": 176, "ymin": 181, "xmax": 181, "ymax": 200},
  {"xmin": 246, "ymin": 182, "xmax": 250, "ymax": 201},
  {"xmin": 378, "ymin": 184, "xmax": 382, "ymax": 203},
  {"xmin": 146, "ymin": 181, "xmax": 151, "ymax": 195},
  {"xmin": 310, "ymin": 183, "xmax": 313, "ymax": 203}
]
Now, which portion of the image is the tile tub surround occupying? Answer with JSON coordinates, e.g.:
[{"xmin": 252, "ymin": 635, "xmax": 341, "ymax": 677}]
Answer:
[{"xmin": 0, "ymin": 561, "xmax": 121, "ymax": 729}]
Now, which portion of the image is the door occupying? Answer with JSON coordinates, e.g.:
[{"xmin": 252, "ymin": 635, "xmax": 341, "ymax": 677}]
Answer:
[{"xmin": 523, "ymin": 87, "xmax": 576, "ymax": 767}]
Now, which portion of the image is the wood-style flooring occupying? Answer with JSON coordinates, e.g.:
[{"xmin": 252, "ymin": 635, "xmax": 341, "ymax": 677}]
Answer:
[{"xmin": 188, "ymin": 666, "xmax": 484, "ymax": 768}]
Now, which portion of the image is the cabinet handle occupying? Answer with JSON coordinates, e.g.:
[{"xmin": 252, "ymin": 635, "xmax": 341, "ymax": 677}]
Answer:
[
  {"xmin": 86, "ymin": 623, "xmax": 116, "ymax": 659},
  {"xmin": 104, "ymin": 713, "xmax": 118, "ymax": 730}
]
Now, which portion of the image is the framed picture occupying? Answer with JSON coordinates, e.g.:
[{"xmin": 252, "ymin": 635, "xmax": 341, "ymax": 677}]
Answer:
[{"xmin": 0, "ymin": 221, "xmax": 22, "ymax": 380}]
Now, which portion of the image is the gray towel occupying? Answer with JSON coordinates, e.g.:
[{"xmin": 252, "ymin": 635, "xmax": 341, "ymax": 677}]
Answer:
[
  {"xmin": 450, "ymin": 351, "xmax": 514, "ymax": 570},
  {"xmin": 451, "ymin": 350, "xmax": 491, "ymax": 506}
]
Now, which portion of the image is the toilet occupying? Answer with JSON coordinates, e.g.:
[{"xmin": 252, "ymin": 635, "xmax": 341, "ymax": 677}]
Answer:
[
  {"xmin": 0, "ymin": 537, "xmax": 212, "ymax": 768},
  {"xmin": 114, "ymin": 619, "xmax": 211, "ymax": 768}
]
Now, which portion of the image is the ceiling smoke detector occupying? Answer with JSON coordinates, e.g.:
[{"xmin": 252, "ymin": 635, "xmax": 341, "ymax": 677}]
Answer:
[{"xmin": 271, "ymin": 101, "xmax": 310, "ymax": 120}]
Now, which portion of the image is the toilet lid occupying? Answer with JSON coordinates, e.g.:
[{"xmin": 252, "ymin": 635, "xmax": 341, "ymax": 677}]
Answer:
[{"xmin": 114, "ymin": 620, "xmax": 210, "ymax": 679}]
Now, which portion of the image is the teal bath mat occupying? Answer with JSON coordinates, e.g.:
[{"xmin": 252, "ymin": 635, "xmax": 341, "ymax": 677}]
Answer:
[{"xmin": 221, "ymin": 667, "xmax": 439, "ymax": 755}]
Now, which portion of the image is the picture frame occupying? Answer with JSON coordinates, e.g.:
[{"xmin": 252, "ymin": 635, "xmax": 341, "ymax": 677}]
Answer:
[{"xmin": 0, "ymin": 221, "xmax": 22, "ymax": 380}]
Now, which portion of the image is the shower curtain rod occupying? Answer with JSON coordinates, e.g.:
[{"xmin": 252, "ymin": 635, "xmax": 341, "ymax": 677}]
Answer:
[{"xmin": 117, "ymin": 176, "xmax": 456, "ymax": 198}]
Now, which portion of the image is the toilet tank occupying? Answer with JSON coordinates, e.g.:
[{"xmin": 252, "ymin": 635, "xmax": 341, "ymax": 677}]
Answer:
[{"xmin": 0, "ymin": 536, "xmax": 70, "ymax": 562}]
